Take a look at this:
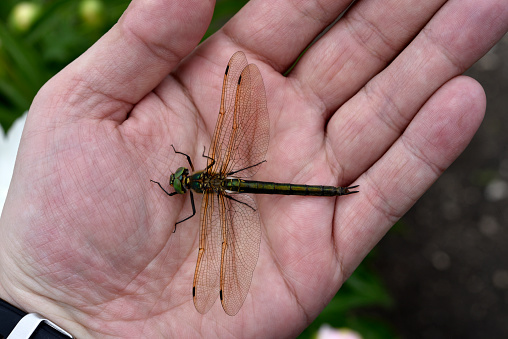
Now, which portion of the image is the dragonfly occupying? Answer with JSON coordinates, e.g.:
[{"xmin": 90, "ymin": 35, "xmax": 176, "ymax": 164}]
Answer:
[{"xmin": 151, "ymin": 51, "xmax": 359, "ymax": 316}]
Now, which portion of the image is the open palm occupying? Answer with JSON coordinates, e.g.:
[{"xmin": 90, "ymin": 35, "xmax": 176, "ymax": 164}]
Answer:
[{"xmin": 1, "ymin": 0, "xmax": 506, "ymax": 338}]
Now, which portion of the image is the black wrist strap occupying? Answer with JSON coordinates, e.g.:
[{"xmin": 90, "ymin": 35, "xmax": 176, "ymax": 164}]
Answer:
[{"xmin": 0, "ymin": 298, "xmax": 73, "ymax": 339}]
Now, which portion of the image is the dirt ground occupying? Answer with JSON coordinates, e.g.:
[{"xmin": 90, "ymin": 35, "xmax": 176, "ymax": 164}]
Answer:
[{"xmin": 375, "ymin": 34, "xmax": 508, "ymax": 338}]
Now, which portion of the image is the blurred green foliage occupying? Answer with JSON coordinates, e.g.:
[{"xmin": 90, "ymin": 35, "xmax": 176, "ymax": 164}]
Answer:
[
  {"xmin": 0, "ymin": 0, "xmax": 129, "ymax": 132},
  {"xmin": 0, "ymin": 0, "xmax": 248, "ymax": 133},
  {"xmin": 0, "ymin": 1, "xmax": 398, "ymax": 337},
  {"xmin": 298, "ymin": 250, "xmax": 398, "ymax": 339}
]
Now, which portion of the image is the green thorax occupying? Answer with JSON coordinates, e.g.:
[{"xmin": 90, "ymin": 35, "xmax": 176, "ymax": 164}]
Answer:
[{"xmin": 170, "ymin": 167, "xmax": 218, "ymax": 194}]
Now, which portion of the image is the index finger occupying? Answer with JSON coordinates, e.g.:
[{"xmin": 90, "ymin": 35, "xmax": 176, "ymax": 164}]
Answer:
[{"xmin": 35, "ymin": 0, "xmax": 214, "ymax": 122}]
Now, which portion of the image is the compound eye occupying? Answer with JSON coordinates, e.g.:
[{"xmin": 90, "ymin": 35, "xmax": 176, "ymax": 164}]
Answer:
[{"xmin": 173, "ymin": 179, "xmax": 184, "ymax": 193}]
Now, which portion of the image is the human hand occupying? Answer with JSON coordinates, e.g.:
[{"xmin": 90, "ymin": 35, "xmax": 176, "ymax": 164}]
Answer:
[{"xmin": 1, "ymin": 0, "xmax": 507, "ymax": 337}]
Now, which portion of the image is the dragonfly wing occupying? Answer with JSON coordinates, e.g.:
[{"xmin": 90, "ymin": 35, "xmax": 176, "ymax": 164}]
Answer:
[
  {"xmin": 209, "ymin": 52, "xmax": 269, "ymax": 178},
  {"xmin": 225, "ymin": 63, "xmax": 269, "ymax": 177},
  {"xmin": 209, "ymin": 51, "xmax": 248, "ymax": 174},
  {"xmin": 220, "ymin": 193, "xmax": 261, "ymax": 316},
  {"xmin": 193, "ymin": 191, "xmax": 222, "ymax": 314}
]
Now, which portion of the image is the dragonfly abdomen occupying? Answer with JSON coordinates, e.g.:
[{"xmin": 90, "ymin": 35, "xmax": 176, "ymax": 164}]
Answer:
[{"xmin": 225, "ymin": 179, "xmax": 352, "ymax": 196}]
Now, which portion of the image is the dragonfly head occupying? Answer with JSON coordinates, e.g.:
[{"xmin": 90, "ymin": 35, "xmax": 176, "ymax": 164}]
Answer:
[{"xmin": 170, "ymin": 167, "xmax": 189, "ymax": 194}]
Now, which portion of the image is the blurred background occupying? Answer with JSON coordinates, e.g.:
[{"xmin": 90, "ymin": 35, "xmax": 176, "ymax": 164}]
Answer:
[{"xmin": 0, "ymin": 1, "xmax": 506, "ymax": 338}]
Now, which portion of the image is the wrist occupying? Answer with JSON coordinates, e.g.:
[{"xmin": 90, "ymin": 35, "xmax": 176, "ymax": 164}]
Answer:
[
  {"xmin": 0, "ymin": 282, "xmax": 83, "ymax": 338},
  {"xmin": 0, "ymin": 239, "xmax": 85, "ymax": 338},
  {"xmin": 0, "ymin": 298, "xmax": 74, "ymax": 338},
  {"xmin": 0, "ymin": 289, "xmax": 88, "ymax": 338}
]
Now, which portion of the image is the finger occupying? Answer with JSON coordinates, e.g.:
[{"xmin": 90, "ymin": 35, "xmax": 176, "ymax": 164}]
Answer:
[
  {"xmin": 35, "ymin": 0, "xmax": 214, "ymax": 121},
  {"xmin": 207, "ymin": 0, "xmax": 353, "ymax": 71},
  {"xmin": 291, "ymin": 0, "xmax": 445, "ymax": 113},
  {"xmin": 327, "ymin": 0, "xmax": 508, "ymax": 181},
  {"xmin": 336, "ymin": 76, "xmax": 486, "ymax": 275}
]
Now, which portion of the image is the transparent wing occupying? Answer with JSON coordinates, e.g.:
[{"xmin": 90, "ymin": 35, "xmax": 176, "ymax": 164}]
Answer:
[
  {"xmin": 195, "ymin": 52, "xmax": 266, "ymax": 315},
  {"xmin": 220, "ymin": 194, "xmax": 261, "ymax": 316},
  {"xmin": 208, "ymin": 51, "xmax": 269, "ymax": 178},
  {"xmin": 192, "ymin": 191, "xmax": 222, "ymax": 314}
]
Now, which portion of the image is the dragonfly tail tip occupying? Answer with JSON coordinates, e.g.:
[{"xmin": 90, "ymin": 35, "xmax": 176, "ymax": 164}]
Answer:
[{"xmin": 344, "ymin": 185, "xmax": 359, "ymax": 195}]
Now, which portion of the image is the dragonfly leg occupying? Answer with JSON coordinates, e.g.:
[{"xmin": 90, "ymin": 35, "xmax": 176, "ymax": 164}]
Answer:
[
  {"xmin": 228, "ymin": 160, "xmax": 267, "ymax": 176},
  {"xmin": 150, "ymin": 180, "xmax": 196, "ymax": 232},
  {"xmin": 200, "ymin": 146, "xmax": 216, "ymax": 171},
  {"xmin": 171, "ymin": 144, "xmax": 195, "ymax": 172},
  {"xmin": 173, "ymin": 190, "xmax": 196, "ymax": 232},
  {"xmin": 225, "ymin": 194, "xmax": 256, "ymax": 211},
  {"xmin": 150, "ymin": 180, "xmax": 178, "ymax": 196}
]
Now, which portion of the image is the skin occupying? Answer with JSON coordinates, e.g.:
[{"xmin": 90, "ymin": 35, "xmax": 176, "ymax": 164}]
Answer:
[{"xmin": 0, "ymin": 0, "xmax": 507, "ymax": 337}]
